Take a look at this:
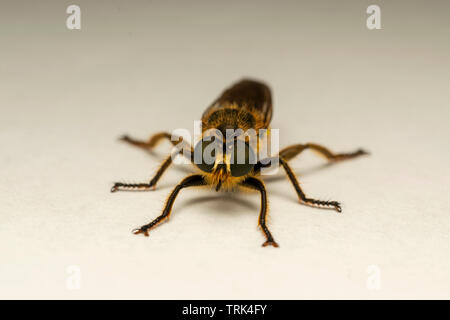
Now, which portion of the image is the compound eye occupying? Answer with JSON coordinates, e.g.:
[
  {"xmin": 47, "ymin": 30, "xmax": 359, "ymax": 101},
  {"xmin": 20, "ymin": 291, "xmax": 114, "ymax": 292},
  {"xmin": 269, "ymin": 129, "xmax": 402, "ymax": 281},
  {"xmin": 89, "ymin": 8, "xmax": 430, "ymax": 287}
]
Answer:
[
  {"xmin": 193, "ymin": 137, "xmax": 220, "ymax": 173},
  {"xmin": 229, "ymin": 140, "xmax": 256, "ymax": 177}
]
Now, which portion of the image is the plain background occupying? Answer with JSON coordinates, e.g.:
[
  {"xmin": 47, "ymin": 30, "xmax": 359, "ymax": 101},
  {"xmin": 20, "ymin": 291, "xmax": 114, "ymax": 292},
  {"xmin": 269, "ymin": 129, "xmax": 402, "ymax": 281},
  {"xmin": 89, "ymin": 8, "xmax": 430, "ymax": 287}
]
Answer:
[{"xmin": 1, "ymin": 0, "xmax": 449, "ymax": 299}]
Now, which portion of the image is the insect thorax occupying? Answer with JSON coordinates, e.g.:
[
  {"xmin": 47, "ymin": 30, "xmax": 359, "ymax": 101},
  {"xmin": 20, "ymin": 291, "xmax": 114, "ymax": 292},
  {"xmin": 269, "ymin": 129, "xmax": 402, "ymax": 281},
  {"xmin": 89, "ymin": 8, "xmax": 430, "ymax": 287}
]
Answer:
[{"xmin": 201, "ymin": 104, "xmax": 265, "ymax": 135}]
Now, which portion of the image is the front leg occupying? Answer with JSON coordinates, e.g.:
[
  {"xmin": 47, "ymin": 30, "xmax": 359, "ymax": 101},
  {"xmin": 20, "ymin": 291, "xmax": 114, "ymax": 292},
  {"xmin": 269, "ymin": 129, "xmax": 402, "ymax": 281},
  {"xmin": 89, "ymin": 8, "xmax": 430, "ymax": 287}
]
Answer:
[
  {"xmin": 240, "ymin": 177, "xmax": 279, "ymax": 247},
  {"xmin": 133, "ymin": 175, "xmax": 207, "ymax": 236}
]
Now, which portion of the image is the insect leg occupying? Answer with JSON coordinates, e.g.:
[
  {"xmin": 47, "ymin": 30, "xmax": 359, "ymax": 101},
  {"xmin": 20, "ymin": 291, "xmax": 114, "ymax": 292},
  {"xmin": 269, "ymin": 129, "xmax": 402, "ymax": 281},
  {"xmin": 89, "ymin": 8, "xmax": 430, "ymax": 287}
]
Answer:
[
  {"xmin": 120, "ymin": 132, "xmax": 183, "ymax": 151},
  {"xmin": 111, "ymin": 142, "xmax": 194, "ymax": 192},
  {"xmin": 133, "ymin": 174, "xmax": 207, "ymax": 236},
  {"xmin": 279, "ymin": 143, "xmax": 368, "ymax": 162},
  {"xmin": 240, "ymin": 177, "xmax": 279, "ymax": 247},
  {"xmin": 279, "ymin": 157, "xmax": 342, "ymax": 212},
  {"xmin": 111, "ymin": 155, "xmax": 173, "ymax": 192}
]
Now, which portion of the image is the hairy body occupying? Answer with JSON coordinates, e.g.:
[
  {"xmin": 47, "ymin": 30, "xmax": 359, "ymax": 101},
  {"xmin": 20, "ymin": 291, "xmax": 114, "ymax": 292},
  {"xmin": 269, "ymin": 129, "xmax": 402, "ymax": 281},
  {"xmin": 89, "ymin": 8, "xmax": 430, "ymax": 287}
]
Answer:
[{"xmin": 112, "ymin": 79, "xmax": 368, "ymax": 247}]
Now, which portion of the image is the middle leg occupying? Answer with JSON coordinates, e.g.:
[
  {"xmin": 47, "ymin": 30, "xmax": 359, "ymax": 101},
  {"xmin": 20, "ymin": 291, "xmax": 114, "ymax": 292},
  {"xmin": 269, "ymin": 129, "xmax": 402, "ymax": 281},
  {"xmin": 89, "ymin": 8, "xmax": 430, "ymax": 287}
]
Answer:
[
  {"xmin": 111, "ymin": 155, "xmax": 173, "ymax": 192},
  {"xmin": 111, "ymin": 139, "xmax": 194, "ymax": 192},
  {"xmin": 279, "ymin": 157, "xmax": 342, "ymax": 212}
]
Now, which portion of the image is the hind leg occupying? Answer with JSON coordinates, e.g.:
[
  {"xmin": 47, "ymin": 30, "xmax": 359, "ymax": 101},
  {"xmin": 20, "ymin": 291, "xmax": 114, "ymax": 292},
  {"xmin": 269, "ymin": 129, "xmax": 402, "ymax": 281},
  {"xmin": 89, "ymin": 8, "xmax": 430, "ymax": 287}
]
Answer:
[
  {"xmin": 280, "ymin": 143, "xmax": 368, "ymax": 162},
  {"xmin": 120, "ymin": 132, "xmax": 182, "ymax": 151}
]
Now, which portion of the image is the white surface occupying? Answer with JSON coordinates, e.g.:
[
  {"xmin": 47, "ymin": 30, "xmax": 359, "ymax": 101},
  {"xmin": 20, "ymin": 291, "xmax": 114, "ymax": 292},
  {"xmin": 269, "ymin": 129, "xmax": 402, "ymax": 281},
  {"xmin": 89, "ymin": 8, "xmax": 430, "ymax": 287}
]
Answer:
[{"xmin": 1, "ymin": 0, "xmax": 449, "ymax": 299}]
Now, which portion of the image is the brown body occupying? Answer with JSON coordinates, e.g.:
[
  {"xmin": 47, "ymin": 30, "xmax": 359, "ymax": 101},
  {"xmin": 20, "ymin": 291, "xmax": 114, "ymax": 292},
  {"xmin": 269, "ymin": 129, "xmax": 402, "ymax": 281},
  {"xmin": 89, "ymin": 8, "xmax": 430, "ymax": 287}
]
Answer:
[
  {"xmin": 112, "ymin": 79, "xmax": 368, "ymax": 247},
  {"xmin": 202, "ymin": 79, "xmax": 272, "ymax": 132}
]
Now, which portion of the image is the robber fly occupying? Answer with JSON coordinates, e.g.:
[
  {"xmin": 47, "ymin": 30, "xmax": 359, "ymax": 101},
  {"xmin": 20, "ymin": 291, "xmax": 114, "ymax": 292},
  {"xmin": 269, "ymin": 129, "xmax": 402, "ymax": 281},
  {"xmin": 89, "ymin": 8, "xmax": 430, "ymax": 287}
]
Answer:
[{"xmin": 111, "ymin": 79, "xmax": 368, "ymax": 247}]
